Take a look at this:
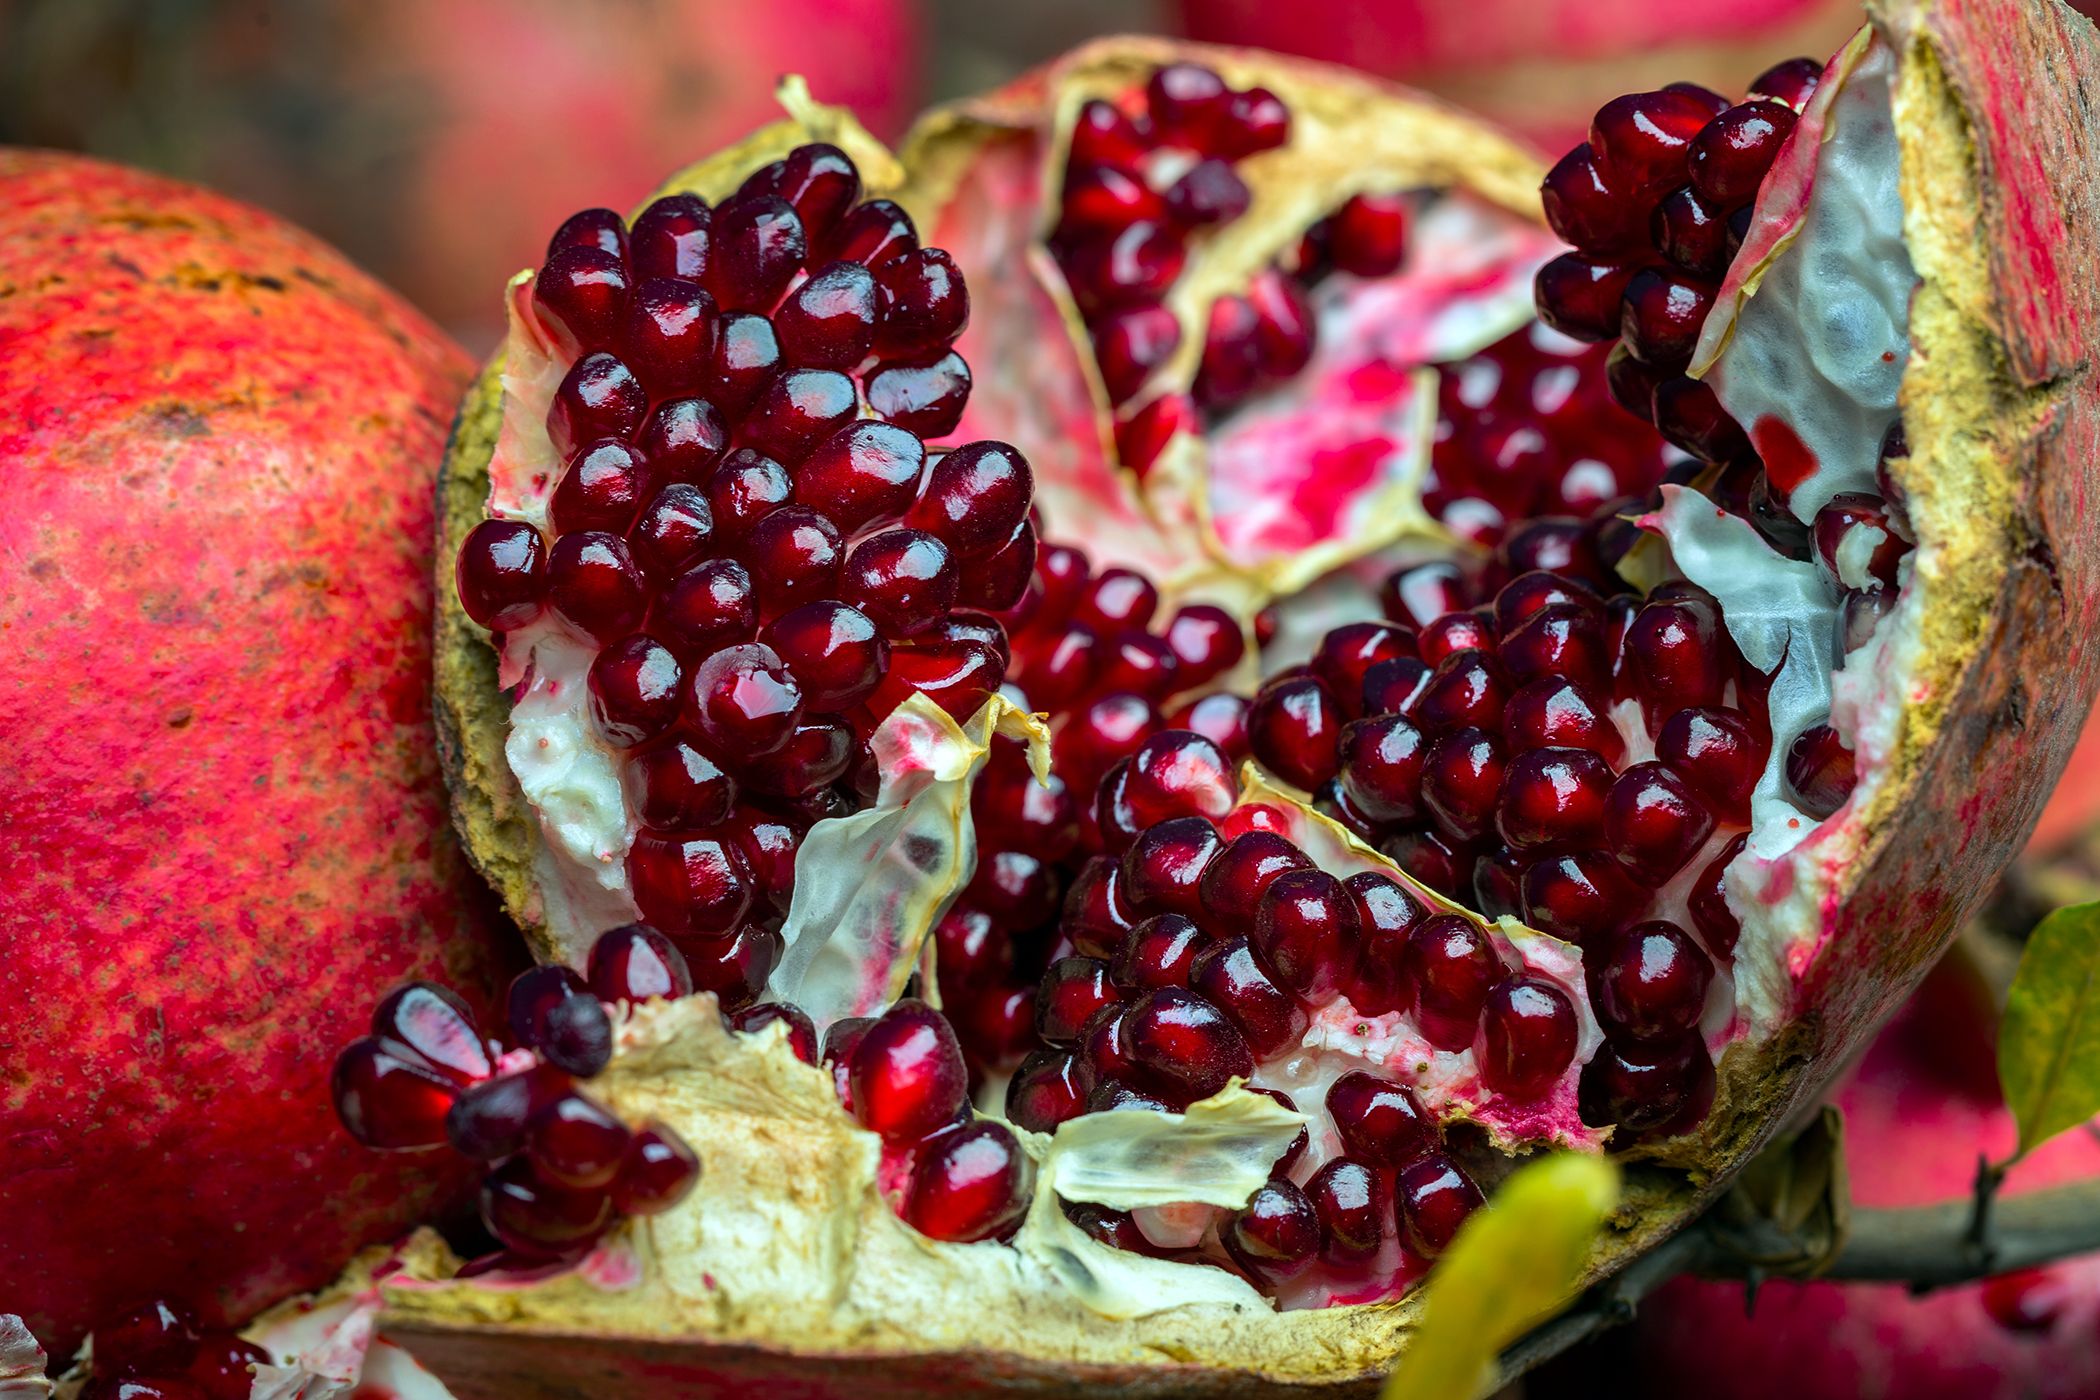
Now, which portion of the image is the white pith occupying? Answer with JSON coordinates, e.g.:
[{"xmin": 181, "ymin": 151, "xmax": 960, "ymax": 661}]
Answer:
[{"xmin": 446, "ymin": 23, "xmax": 1933, "ymax": 1345}]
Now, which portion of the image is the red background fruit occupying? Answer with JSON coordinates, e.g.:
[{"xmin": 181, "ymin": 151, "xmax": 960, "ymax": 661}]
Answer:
[{"xmin": 0, "ymin": 149, "xmax": 512, "ymax": 1354}]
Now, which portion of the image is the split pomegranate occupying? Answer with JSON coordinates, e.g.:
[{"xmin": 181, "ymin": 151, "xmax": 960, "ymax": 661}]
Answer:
[
  {"xmin": 400, "ymin": 9, "xmax": 2098, "ymax": 1395},
  {"xmin": 0, "ymin": 150, "xmax": 513, "ymax": 1358}
]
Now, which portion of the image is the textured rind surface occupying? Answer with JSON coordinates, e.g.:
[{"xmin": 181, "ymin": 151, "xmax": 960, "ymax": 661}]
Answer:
[
  {"xmin": 0, "ymin": 149, "xmax": 511, "ymax": 1354},
  {"xmin": 418, "ymin": 6, "xmax": 2100, "ymax": 1392}
]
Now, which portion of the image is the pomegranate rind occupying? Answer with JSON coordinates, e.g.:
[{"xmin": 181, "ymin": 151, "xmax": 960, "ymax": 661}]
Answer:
[
  {"xmin": 894, "ymin": 37, "xmax": 1554, "ymax": 611},
  {"xmin": 0, "ymin": 148, "xmax": 509, "ymax": 1357},
  {"xmin": 419, "ymin": 4, "xmax": 2100, "ymax": 1388}
]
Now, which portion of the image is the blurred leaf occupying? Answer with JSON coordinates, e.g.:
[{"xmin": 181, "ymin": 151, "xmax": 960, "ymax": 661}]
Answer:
[
  {"xmin": 2001, "ymin": 901, "xmax": 2100, "ymax": 1157},
  {"xmin": 1383, "ymin": 1152, "xmax": 1619, "ymax": 1400}
]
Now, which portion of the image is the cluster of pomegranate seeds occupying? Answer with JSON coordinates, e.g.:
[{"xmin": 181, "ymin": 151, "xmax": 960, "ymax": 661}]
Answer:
[
  {"xmin": 1532, "ymin": 57, "xmax": 1899, "ymax": 813},
  {"xmin": 454, "ymin": 144, "xmax": 1038, "ymax": 942},
  {"xmin": 823, "ymin": 999, "xmax": 1033, "ymax": 1241},
  {"xmin": 82, "ymin": 1300, "xmax": 267, "ymax": 1400},
  {"xmin": 331, "ymin": 930, "xmax": 702, "ymax": 1266},
  {"xmin": 1424, "ymin": 322, "xmax": 1674, "ymax": 546},
  {"xmin": 1000, "ymin": 731, "xmax": 1535, "ymax": 1291}
]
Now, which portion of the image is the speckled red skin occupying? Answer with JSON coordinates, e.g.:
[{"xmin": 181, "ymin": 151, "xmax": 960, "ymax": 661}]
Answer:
[{"xmin": 0, "ymin": 149, "xmax": 512, "ymax": 1355}]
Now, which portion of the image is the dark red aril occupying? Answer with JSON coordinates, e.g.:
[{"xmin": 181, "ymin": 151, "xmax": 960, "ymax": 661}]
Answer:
[
  {"xmin": 626, "ymin": 830, "xmax": 757, "ymax": 939},
  {"xmin": 1591, "ymin": 920, "xmax": 1714, "ymax": 1042},
  {"xmin": 1006, "ymin": 1049, "xmax": 1091, "ymax": 1134},
  {"xmin": 705, "ymin": 194, "xmax": 806, "ymax": 313},
  {"xmin": 1327, "ymin": 1071, "xmax": 1433, "ymax": 1166},
  {"xmin": 847, "ymin": 999, "xmax": 969, "ymax": 1142},
  {"xmin": 1477, "ymin": 977, "xmax": 1580, "ymax": 1099},
  {"xmin": 535, "ymin": 244, "xmax": 630, "ymax": 355},
  {"xmin": 331, "ymin": 1036, "xmax": 458, "ymax": 1150},
  {"xmin": 588, "ymin": 634, "xmax": 684, "ymax": 748},
  {"xmin": 742, "ymin": 368, "xmax": 859, "ymax": 466},
  {"xmin": 875, "ymin": 247, "xmax": 970, "ymax": 358},
  {"xmin": 1688, "ymin": 100, "xmax": 1799, "ymax": 208},
  {"xmin": 1395, "ymin": 1152, "xmax": 1484, "ymax": 1258},
  {"xmin": 867, "ymin": 351, "xmax": 972, "ymax": 438},
  {"xmin": 1605, "ymin": 761, "xmax": 1717, "ymax": 886},
  {"xmin": 507, "ymin": 965, "xmax": 614, "ymax": 1077},
  {"xmin": 1247, "ymin": 675, "xmax": 1344, "ymax": 790},
  {"xmin": 708, "ymin": 312, "xmax": 783, "ymax": 416},
  {"xmin": 547, "ymin": 531, "xmax": 649, "ymax": 642},
  {"xmin": 369, "ymin": 980, "xmax": 489, "ymax": 1087},
  {"xmin": 903, "ymin": 440, "xmax": 1033, "ymax": 560},
  {"xmin": 622, "ymin": 276, "xmax": 717, "ymax": 399},
  {"xmin": 1225, "ymin": 1178, "xmax": 1321, "ymax": 1283},
  {"xmin": 457, "ymin": 519, "xmax": 549, "ymax": 631},
  {"xmin": 1589, "ymin": 89, "xmax": 1716, "ymax": 195},
  {"xmin": 903, "ymin": 1119, "xmax": 1032, "ymax": 1243},
  {"xmin": 445, "ymin": 1063, "xmax": 572, "ymax": 1161},
  {"xmin": 1122, "ymin": 986, "xmax": 1253, "ymax": 1103},
  {"xmin": 627, "ymin": 482, "xmax": 716, "ymax": 581},
  {"xmin": 480, "ymin": 1156, "xmax": 613, "ymax": 1257},
  {"xmin": 96, "ymin": 1299, "xmax": 200, "ymax": 1375},
  {"xmin": 724, "ymin": 1001, "xmax": 820, "ymax": 1063},
  {"xmin": 1406, "ymin": 913, "xmax": 1501, "ymax": 1052},
  {"xmin": 688, "ymin": 642, "xmax": 805, "ymax": 756},
  {"xmin": 547, "ymin": 351, "xmax": 648, "ymax": 461},
  {"xmin": 1187, "ymin": 937, "xmax": 1307, "ymax": 1058},
  {"xmin": 1251, "ymin": 868, "xmax": 1359, "ymax": 1001},
  {"xmin": 611, "ymin": 1123, "xmax": 702, "ymax": 1215},
  {"xmin": 1785, "ymin": 722, "xmax": 1857, "ymax": 819},
  {"xmin": 528, "ymin": 1092, "xmax": 631, "ymax": 1189},
  {"xmin": 630, "ymin": 193, "xmax": 710, "ymax": 281},
  {"xmin": 1307, "ymin": 1157, "xmax": 1387, "ymax": 1264},
  {"xmin": 587, "ymin": 923, "xmax": 694, "ymax": 1004}
]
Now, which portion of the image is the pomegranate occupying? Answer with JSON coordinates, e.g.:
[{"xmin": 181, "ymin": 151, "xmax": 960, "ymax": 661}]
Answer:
[
  {"xmin": 371, "ymin": 4, "xmax": 2096, "ymax": 1393},
  {"xmin": 1536, "ymin": 932, "xmax": 2100, "ymax": 1400},
  {"xmin": 0, "ymin": 150, "xmax": 515, "ymax": 1357}
]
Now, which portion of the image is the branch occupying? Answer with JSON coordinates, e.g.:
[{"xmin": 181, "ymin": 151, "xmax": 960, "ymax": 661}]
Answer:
[{"xmin": 1500, "ymin": 1171, "xmax": 2100, "ymax": 1381}]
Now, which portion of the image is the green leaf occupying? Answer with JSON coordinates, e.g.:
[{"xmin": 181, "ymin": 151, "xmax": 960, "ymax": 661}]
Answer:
[
  {"xmin": 2000, "ymin": 900, "xmax": 2100, "ymax": 1157},
  {"xmin": 1383, "ymin": 1153, "xmax": 1619, "ymax": 1400}
]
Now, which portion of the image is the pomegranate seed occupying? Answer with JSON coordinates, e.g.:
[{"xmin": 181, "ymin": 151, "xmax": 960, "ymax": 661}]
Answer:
[
  {"xmin": 332, "ymin": 1037, "xmax": 457, "ymax": 1149},
  {"xmin": 1534, "ymin": 253, "xmax": 1641, "ymax": 343},
  {"xmin": 1170, "ymin": 691, "xmax": 1252, "ymax": 761},
  {"xmin": 445, "ymin": 1062, "xmax": 572, "ymax": 1161},
  {"xmin": 1420, "ymin": 727, "xmax": 1508, "ymax": 842},
  {"xmin": 1540, "ymin": 144, "xmax": 1646, "ymax": 252},
  {"xmin": 1124, "ymin": 986, "xmax": 1253, "ymax": 1104},
  {"xmin": 1652, "ymin": 375, "xmax": 1748, "ymax": 460},
  {"xmin": 1420, "ymin": 609, "xmax": 1495, "ymax": 664},
  {"xmin": 1688, "ymin": 101, "xmax": 1798, "ymax": 208},
  {"xmin": 974, "ymin": 751, "xmax": 1079, "ymax": 858},
  {"xmin": 1112, "ymin": 912, "xmax": 1210, "ymax": 992},
  {"xmin": 825, "ymin": 198, "xmax": 917, "ymax": 267},
  {"xmin": 548, "ymin": 206, "xmax": 626, "ymax": 260},
  {"xmin": 1341, "ymin": 872, "xmax": 1424, "ymax": 1015},
  {"xmin": 701, "ymin": 452, "xmax": 788, "ymax": 546},
  {"xmin": 1165, "ymin": 158, "xmax": 1251, "ymax": 227},
  {"xmin": 1652, "ymin": 185, "xmax": 1730, "ymax": 277},
  {"xmin": 684, "ymin": 921, "xmax": 783, "ymax": 1012},
  {"xmin": 1478, "ymin": 977, "xmax": 1579, "ymax": 1099},
  {"xmin": 957, "ymin": 521, "xmax": 1038, "ymax": 611},
  {"xmin": 725, "ymin": 1001, "xmax": 819, "ymax": 1063},
  {"xmin": 1383, "ymin": 561, "xmax": 1471, "ymax": 628},
  {"xmin": 765, "ymin": 261, "xmax": 876, "ymax": 371},
  {"xmin": 1093, "ymin": 304, "xmax": 1181, "ymax": 402},
  {"xmin": 1517, "ymin": 850, "xmax": 1630, "ymax": 946},
  {"xmin": 1605, "ymin": 761, "xmax": 1717, "ymax": 886},
  {"xmin": 1188, "ymin": 937, "xmax": 1306, "ymax": 1057},
  {"xmin": 547, "ymin": 352, "xmax": 648, "ymax": 460},
  {"xmin": 620, "ymin": 276, "xmax": 717, "ymax": 399},
  {"xmin": 584, "ymin": 635, "xmax": 682, "ymax": 748},
  {"xmin": 630, "ymin": 193, "xmax": 710, "ymax": 281},
  {"xmin": 903, "ymin": 441, "xmax": 1033, "ymax": 559},
  {"xmin": 1619, "ymin": 269, "xmax": 1716, "ymax": 370},
  {"xmin": 1063, "ymin": 221, "xmax": 1186, "ymax": 313},
  {"xmin": 866, "ymin": 351, "xmax": 971, "ymax": 437},
  {"xmin": 535, "ymin": 245, "xmax": 629, "ymax": 354},
  {"xmin": 875, "ymin": 247, "xmax": 969, "ymax": 358},
  {"xmin": 1006, "ymin": 1049, "xmax": 1091, "ymax": 1134},
  {"xmin": 707, "ymin": 312, "xmax": 782, "ymax": 415},
  {"xmin": 547, "ymin": 530, "xmax": 649, "ymax": 642},
  {"xmin": 848, "ymin": 999, "xmax": 968, "ymax": 1142},
  {"xmin": 1406, "ymin": 914, "xmax": 1501, "ymax": 1051},
  {"xmin": 1217, "ymin": 86, "xmax": 1290, "ymax": 157},
  {"xmin": 1361, "ymin": 658, "xmax": 1433, "ymax": 719},
  {"xmin": 752, "ymin": 373, "xmax": 863, "ymax": 470},
  {"xmin": 904, "ymin": 1119, "xmax": 1032, "ymax": 1242},
  {"xmin": 1070, "ymin": 99, "xmax": 1147, "ymax": 170},
  {"xmin": 1252, "ymin": 868, "xmax": 1359, "ymax": 1001},
  {"xmin": 1591, "ymin": 920, "xmax": 1714, "ymax": 1043},
  {"xmin": 1626, "ymin": 593, "xmax": 1729, "ymax": 713},
  {"xmin": 1246, "ymin": 268, "xmax": 1314, "ymax": 378},
  {"xmin": 586, "ymin": 924, "xmax": 693, "ymax": 1004},
  {"xmin": 704, "ymin": 194, "xmax": 806, "ymax": 312},
  {"xmin": 1064, "ymin": 164, "xmax": 1168, "ymax": 233},
  {"xmin": 456, "ymin": 519, "xmax": 549, "ymax": 630},
  {"xmin": 1495, "ymin": 746, "xmax": 1615, "ymax": 851},
  {"xmin": 1079, "ymin": 1003, "xmax": 1137, "ymax": 1084},
  {"xmin": 1420, "ymin": 650, "xmax": 1512, "ymax": 733},
  {"xmin": 1473, "ymin": 845, "xmax": 1526, "ymax": 921},
  {"xmin": 1247, "ymin": 675, "xmax": 1344, "ymax": 790},
  {"xmin": 1068, "ymin": 568, "xmax": 1157, "ymax": 636},
  {"xmin": 1328, "ymin": 192, "xmax": 1409, "ymax": 277},
  {"xmin": 1307, "ymin": 1157, "xmax": 1387, "ymax": 1263},
  {"xmin": 97, "ymin": 1300, "xmax": 200, "ymax": 1374},
  {"xmin": 1498, "ymin": 603, "xmax": 1609, "ymax": 692},
  {"xmin": 823, "ymin": 1017, "xmax": 874, "ymax": 1103},
  {"xmin": 528, "ymin": 1093, "xmax": 631, "ymax": 1189},
  {"xmin": 1812, "ymin": 491, "xmax": 1907, "ymax": 593},
  {"xmin": 1314, "ymin": 622, "xmax": 1420, "ymax": 710},
  {"xmin": 187, "ymin": 1335, "xmax": 270, "ymax": 1400},
  {"xmin": 1836, "ymin": 587, "xmax": 1896, "ymax": 661},
  {"xmin": 1198, "ymin": 831, "xmax": 1312, "ymax": 928},
  {"xmin": 1589, "ymin": 89, "xmax": 1715, "ymax": 195},
  {"xmin": 369, "ymin": 981, "xmax": 489, "ymax": 1086},
  {"xmin": 790, "ymin": 421, "xmax": 926, "ymax": 535},
  {"xmin": 627, "ymin": 830, "xmax": 756, "ymax": 938},
  {"xmin": 740, "ymin": 716, "xmax": 854, "ymax": 799},
  {"xmin": 1121, "ymin": 815, "xmax": 1227, "ymax": 920},
  {"xmin": 1381, "ymin": 828, "xmax": 1473, "ymax": 898},
  {"xmin": 612, "ymin": 1124, "xmax": 701, "ymax": 1215},
  {"xmin": 688, "ymin": 642, "xmax": 804, "ymax": 756},
  {"xmin": 1058, "ymin": 692, "xmax": 1161, "ymax": 793},
  {"xmin": 871, "ymin": 634, "xmax": 1005, "ymax": 719},
  {"xmin": 1689, "ymin": 832, "xmax": 1747, "ymax": 954},
  {"xmin": 836, "ymin": 528, "xmax": 958, "ymax": 639},
  {"xmin": 1063, "ymin": 854, "xmax": 1137, "ymax": 955},
  {"xmin": 1749, "ymin": 56, "xmax": 1823, "ymax": 111},
  {"xmin": 1146, "ymin": 62, "xmax": 1231, "ymax": 145},
  {"xmin": 507, "ymin": 965, "xmax": 613, "ymax": 1077},
  {"xmin": 934, "ymin": 903, "xmax": 1011, "ymax": 991},
  {"xmin": 1037, "ymin": 956, "xmax": 1122, "ymax": 1044},
  {"xmin": 1225, "ymin": 1178, "xmax": 1320, "ymax": 1283},
  {"xmin": 1785, "ymin": 722, "xmax": 1857, "ymax": 818},
  {"xmin": 1579, "ymin": 1031, "xmax": 1713, "ymax": 1136},
  {"xmin": 1396, "ymin": 1152, "xmax": 1483, "ymax": 1258},
  {"xmin": 480, "ymin": 1156, "xmax": 613, "ymax": 1257},
  {"xmin": 1090, "ymin": 1077, "xmax": 1177, "ymax": 1114},
  {"xmin": 766, "ymin": 144, "xmax": 863, "ymax": 238},
  {"xmin": 1655, "ymin": 707, "xmax": 1765, "ymax": 820},
  {"xmin": 1334, "ymin": 715, "xmax": 1427, "ymax": 823},
  {"xmin": 623, "ymin": 738, "xmax": 737, "ymax": 829},
  {"xmin": 754, "ymin": 602, "xmax": 885, "ymax": 710},
  {"xmin": 1502, "ymin": 677, "xmax": 1622, "ymax": 760},
  {"xmin": 1327, "ymin": 1071, "xmax": 1432, "ymax": 1166},
  {"xmin": 627, "ymin": 483, "xmax": 715, "ymax": 582},
  {"xmin": 1119, "ymin": 730, "xmax": 1235, "ymax": 827}
]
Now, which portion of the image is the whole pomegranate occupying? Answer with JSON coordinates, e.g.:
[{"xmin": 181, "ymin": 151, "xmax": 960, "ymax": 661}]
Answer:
[
  {"xmin": 0, "ymin": 151, "xmax": 512, "ymax": 1355},
  {"xmin": 1535, "ymin": 937, "xmax": 2100, "ymax": 1400},
  {"xmin": 286, "ymin": 1, "xmax": 2100, "ymax": 1393}
]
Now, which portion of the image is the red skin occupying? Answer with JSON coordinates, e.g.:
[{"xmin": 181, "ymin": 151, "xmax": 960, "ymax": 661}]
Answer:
[
  {"xmin": 1537, "ymin": 952, "xmax": 2100, "ymax": 1400},
  {"xmin": 0, "ymin": 150, "xmax": 512, "ymax": 1355}
]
